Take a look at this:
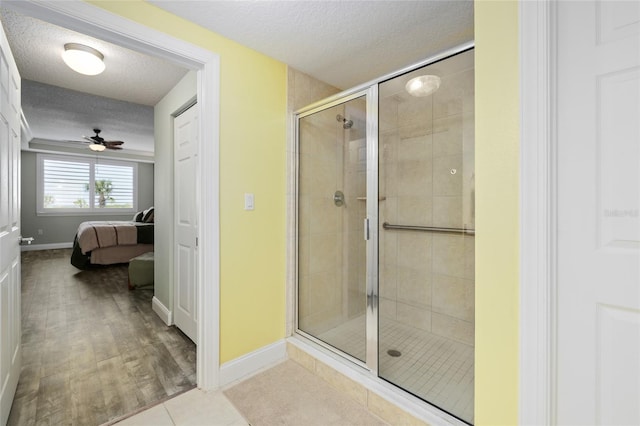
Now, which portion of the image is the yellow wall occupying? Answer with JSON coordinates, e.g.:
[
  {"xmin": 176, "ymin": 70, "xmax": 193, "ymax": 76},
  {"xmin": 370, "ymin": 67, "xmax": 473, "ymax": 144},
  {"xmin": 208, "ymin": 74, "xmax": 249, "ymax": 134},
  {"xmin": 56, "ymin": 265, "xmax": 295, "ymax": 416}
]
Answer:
[
  {"xmin": 89, "ymin": 1, "xmax": 287, "ymax": 363},
  {"xmin": 474, "ymin": 1, "xmax": 520, "ymax": 424}
]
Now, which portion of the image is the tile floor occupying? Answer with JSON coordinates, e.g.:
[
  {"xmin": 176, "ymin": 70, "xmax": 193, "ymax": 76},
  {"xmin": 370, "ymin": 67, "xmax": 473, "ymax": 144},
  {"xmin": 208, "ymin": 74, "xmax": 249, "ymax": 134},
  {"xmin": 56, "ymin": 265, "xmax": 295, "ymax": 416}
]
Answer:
[
  {"xmin": 115, "ymin": 388, "xmax": 248, "ymax": 426},
  {"xmin": 317, "ymin": 315, "xmax": 474, "ymax": 424}
]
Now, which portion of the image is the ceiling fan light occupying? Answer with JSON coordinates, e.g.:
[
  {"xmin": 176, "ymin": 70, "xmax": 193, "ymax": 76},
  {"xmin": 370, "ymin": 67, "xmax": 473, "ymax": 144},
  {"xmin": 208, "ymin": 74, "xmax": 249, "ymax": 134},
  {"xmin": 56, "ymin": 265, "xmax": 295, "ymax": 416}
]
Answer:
[
  {"xmin": 62, "ymin": 43, "xmax": 105, "ymax": 76},
  {"xmin": 405, "ymin": 75, "xmax": 441, "ymax": 97},
  {"xmin": 89, "ymin": 143, "xmax": 106, "ymax": 152}
]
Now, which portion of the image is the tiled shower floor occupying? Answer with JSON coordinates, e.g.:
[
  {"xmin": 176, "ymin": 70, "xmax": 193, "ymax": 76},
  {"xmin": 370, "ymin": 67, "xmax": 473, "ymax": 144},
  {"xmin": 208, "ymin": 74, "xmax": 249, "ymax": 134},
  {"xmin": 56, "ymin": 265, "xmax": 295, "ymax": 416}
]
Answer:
[{"xmin": 317, "ymin": 315, "xmax": 474, "ymax": 424}]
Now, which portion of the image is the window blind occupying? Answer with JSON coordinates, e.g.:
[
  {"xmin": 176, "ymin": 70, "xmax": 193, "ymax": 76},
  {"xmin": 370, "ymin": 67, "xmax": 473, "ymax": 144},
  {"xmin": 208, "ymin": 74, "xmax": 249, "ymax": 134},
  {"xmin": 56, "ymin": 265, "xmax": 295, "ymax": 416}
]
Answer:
[{"xmin": 38, "ymin": 154, "xmax": 137, "ymax": 214}]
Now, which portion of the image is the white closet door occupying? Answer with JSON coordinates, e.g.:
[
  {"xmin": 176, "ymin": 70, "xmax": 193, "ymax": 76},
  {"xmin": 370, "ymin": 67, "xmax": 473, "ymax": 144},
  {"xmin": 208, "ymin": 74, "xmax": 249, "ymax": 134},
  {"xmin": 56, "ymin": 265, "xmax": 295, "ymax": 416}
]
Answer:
[
  {"xmin": 174, "ymin": 104, "xmax": 199, "ymax": 343},
  {"xmin": 556, "ymin": 1, "xmax": 640, "ymax": 424}
]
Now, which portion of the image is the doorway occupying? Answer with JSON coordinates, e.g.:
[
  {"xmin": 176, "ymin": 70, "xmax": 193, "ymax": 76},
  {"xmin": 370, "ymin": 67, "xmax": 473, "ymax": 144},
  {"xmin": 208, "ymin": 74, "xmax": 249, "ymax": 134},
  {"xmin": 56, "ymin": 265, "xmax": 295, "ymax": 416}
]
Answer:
[{"xmin": 3, "ymin": 0, "xmax": 220, "ymax": 395}]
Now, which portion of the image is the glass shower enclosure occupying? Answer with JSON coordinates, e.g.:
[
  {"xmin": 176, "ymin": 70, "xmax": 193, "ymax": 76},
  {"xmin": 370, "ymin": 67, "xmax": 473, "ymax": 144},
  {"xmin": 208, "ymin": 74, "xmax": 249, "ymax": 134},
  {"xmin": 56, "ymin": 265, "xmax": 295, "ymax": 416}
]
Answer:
[{"xmin": 296, "ymin": 46, "xmax": 475, "ymax": 424}]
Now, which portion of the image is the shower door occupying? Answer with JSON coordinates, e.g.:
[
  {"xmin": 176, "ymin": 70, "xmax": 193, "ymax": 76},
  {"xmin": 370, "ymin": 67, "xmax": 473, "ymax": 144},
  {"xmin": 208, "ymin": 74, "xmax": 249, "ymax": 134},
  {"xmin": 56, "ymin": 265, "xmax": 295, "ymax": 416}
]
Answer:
[
  {"xmin": 377, "ymin": 49, "xmax": 475, "ymax": 424},
  {"xmin": 297, "ymin": 92, "xmax": 374, "ymax": 366}
]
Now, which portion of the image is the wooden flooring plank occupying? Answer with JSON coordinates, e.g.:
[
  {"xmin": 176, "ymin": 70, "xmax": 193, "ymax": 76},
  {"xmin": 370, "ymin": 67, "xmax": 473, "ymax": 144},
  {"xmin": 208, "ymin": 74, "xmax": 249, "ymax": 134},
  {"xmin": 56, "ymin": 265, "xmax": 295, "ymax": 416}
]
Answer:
[
  {"xmin": 97, "ymin": 356, "xmax": 144, "ymax": 420},
  {"xmin": 91, "ymin": 324, "xmax": 121, "ymax": 363},
  {"xmin": 39, "ymin": 342, "xmax": 71, "ymax": 379},
  {"xmin": 143, "ymin": 342, "xmax": 194, "ymax": 395},
  {"xmin": 68, "ymin": 340, "xmax": 97, "ymax": 377},
  {"xmin": 124, "ymin": 349, "xmax": 169, "ymax": 405},
  {"xmin": 14, "ymin": 364, "xmax": 41, "ymax": 401},
  {"xmin": 69, "ymin": 367, "xmax": 108, "ymax": 425},
  {"xmin": 7, "ymin": 394, "xmax": 37, "ymax": 426},
  {"xmin": 34, "ymin": 370, "xmax": 71, "ymax": 425}
]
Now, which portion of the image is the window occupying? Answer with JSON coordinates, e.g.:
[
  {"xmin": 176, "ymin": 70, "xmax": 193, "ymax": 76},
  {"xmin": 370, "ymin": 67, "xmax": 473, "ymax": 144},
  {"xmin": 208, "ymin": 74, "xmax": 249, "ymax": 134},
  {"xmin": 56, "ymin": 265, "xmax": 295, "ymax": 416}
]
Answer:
[{"xmin": 37, "ymin": 154, "xmax": 137, "ymax": 215}]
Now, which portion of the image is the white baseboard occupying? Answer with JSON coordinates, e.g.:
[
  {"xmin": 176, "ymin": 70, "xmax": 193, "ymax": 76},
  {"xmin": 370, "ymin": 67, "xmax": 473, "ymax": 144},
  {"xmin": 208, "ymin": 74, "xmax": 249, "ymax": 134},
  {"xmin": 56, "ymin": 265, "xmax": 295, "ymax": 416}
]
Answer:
[
  {"xmin": 219, "ymin": 339, "xmax": 287, "ymax": 387},
  {"xmin": 152, "ymin": 296, "xmax": 172, "ymax": 326},
  {"xmin": 21, "ymin": 242, "xmax": 73, "ymax": 252}
]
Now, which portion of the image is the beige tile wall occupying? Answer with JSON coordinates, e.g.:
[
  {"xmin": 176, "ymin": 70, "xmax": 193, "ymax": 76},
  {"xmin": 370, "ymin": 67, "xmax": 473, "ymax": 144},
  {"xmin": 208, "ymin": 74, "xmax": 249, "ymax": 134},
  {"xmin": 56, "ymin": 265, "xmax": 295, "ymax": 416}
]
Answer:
[{"xmin": 379, "ymin": 65, "xmax": 475, "ymax": 346}]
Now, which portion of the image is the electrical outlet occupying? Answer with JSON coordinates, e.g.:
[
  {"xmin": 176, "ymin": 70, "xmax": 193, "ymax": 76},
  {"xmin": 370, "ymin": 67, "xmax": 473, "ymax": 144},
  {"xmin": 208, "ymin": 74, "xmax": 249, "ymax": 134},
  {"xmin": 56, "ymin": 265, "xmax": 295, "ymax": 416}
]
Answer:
[{"xmin": 37, "ymin": 229, "xmax": 43, "ymax": 235}]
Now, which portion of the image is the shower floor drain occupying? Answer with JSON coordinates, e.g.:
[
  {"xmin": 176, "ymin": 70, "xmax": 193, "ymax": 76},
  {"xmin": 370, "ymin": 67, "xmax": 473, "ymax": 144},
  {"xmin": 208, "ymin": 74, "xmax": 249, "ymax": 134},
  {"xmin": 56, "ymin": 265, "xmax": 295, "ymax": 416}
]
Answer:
[{"xmin": 387, "ymin": 349, "xmax": 402, "ymax": 357}]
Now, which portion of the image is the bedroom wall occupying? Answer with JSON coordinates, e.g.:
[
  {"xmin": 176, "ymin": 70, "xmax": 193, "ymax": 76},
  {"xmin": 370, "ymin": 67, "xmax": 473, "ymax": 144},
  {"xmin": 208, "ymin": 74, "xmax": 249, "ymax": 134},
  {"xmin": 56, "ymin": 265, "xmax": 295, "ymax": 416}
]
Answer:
[
  {"xmin": 152, "ymin": 70, "xmax": 197, "ymax": 316},
  {"xmin": 20, "ymin": 150, "xmax": 154, "ymax": 246}
]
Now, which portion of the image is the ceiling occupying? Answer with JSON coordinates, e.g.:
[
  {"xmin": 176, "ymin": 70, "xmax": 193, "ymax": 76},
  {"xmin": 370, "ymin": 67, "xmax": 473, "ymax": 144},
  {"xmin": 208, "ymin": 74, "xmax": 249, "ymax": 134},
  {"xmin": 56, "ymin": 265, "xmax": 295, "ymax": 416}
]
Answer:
[
  {"xmin": 0, "ymin": 7, "xmax": 190, "ymax": 155},
  {"xmin": 0, "ymin": 1, "xmax": 474, "ymax": 156},
  {"xmin": 149, "ymin": 0, "xmax": 474, "ymax": 90}
]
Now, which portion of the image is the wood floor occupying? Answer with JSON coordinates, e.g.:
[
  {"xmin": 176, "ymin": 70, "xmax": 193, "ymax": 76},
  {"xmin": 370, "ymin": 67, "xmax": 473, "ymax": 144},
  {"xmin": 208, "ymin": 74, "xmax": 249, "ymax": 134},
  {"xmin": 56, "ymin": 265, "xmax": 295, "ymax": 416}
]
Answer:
[{"xmin": 7, "ymin": 249, "xmax": 196, "ymax": 426}]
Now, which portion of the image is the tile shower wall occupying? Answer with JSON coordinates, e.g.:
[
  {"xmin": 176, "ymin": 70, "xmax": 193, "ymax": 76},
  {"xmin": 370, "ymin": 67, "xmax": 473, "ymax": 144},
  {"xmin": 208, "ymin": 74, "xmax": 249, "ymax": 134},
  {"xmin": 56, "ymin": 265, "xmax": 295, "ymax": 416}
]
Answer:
[{"xmin": 379, "ymin": 65, "xmax": 475, "ymax": 346}]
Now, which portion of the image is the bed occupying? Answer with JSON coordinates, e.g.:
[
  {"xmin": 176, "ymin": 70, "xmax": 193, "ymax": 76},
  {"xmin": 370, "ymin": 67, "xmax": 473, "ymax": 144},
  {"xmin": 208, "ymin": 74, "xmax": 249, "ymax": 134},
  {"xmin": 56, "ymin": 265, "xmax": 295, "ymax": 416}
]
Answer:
[{"xmin": 70, "ymin": 208, "xmax": 154, "ymax": 270}]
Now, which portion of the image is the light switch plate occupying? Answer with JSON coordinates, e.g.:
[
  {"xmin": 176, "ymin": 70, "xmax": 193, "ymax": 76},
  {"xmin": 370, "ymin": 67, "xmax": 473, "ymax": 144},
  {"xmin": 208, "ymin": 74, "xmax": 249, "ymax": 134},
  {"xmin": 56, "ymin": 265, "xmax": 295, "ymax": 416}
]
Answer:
[{"xmin": 244, "ymin": 193, "xmax": 255, "ymax": 210}]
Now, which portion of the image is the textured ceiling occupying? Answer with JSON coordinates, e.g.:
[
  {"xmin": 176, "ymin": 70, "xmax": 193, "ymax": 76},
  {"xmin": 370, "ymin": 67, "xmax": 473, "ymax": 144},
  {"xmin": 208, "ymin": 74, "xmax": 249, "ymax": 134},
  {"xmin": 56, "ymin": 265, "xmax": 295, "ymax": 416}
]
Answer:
[
  {"xmin": 22, "ymin": 80, "xmax": 154, "ymax": 154},
  {"xmin": 149, "ymin": 0, "xmax": 474, "ymax": 89},
  {"xmin": 0, "ymin": 8, "xmax": 189, "ymax": 106},
  {"xmin": 0, "ymin": 7, "xmax": 191, "ymax": 156}
]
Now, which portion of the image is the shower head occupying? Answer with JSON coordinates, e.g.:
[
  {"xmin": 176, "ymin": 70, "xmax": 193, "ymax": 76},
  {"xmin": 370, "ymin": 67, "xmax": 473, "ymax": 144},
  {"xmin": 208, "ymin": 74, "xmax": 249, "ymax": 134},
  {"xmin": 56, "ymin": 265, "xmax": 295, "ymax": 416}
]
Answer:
[{"xmin": 336, "ymin": 114, "xmax": 354, "ymax": 129}]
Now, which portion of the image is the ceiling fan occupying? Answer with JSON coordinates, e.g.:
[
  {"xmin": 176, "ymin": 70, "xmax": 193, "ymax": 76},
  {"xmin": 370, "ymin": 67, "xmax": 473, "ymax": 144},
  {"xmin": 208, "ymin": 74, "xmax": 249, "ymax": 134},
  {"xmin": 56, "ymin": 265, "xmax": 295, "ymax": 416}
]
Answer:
[{"xmin": 83, "ymin": 129, "xmax": 124, "ymax": 151}]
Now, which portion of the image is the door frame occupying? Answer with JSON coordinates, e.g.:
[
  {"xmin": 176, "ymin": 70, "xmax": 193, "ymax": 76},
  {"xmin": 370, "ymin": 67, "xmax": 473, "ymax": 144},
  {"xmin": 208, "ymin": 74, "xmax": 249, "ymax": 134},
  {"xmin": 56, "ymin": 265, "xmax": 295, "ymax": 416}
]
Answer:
[
  {"xmin": 519, "ymin": 1, "xmax": 556, "ymax": 424},
  {"xmin": 5, "ymin": 0, "xmax": 221, "ymax": 389}
]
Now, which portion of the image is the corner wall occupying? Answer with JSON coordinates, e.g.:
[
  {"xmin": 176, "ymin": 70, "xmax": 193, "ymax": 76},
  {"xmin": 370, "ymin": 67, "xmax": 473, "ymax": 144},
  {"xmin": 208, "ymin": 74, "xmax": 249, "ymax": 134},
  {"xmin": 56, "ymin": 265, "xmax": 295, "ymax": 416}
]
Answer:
[{"xmin": 474, "ymin": 1, "xmax": 520, "ymax": 424}]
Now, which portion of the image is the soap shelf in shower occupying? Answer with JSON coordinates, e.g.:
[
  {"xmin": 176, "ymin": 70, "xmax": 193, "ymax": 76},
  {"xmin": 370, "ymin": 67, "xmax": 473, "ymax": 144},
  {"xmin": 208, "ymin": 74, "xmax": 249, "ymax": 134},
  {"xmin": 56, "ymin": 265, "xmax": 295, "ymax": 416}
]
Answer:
[{"xmin": 382, "ymin": 222, "xmax": 475, "ymax": 236}]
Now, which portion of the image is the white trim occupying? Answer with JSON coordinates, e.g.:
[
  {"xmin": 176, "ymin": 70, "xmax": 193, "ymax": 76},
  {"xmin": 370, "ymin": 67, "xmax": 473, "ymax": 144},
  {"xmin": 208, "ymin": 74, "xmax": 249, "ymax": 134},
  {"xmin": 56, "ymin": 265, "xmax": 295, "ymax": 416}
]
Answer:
[
  {"xmin": 196, "ymin": 55, "xmax": 221, "ymax": 391},
  {"xmin": 152, "ymin": 296, "xmax": 173, "ymax": 326},
  {"xmin": 287, "ymin": 337, "xmax": 464, "ymax": 426},
  {"xmin": 6, "ymin": 0, "xmax": 221, "ymax": 390},
  {"xmin": 519, "ymin": 1, "xmax": 556, "ymax": 425},
  {"xmin": 20, "ymin": 242, "xmax": 73, "ymax": 252},
  {"xmin": 219, "ymin": 340, "xmax": 287, "ymax": 387}
]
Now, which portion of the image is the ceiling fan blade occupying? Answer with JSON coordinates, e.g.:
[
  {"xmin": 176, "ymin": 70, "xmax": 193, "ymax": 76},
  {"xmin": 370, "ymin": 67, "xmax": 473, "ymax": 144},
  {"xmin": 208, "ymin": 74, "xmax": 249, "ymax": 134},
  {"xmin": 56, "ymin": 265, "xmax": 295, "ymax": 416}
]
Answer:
[
  {"xmin": 83, "ymin": 136, "xmax": 95, "ymax": 143},
  {"xmin": 104, "ymin": 140, "xmax": 124, "ymax": 145},
  {"xmin": 106, "ymin": 145, "xmax": 123, "ymax": 150}
]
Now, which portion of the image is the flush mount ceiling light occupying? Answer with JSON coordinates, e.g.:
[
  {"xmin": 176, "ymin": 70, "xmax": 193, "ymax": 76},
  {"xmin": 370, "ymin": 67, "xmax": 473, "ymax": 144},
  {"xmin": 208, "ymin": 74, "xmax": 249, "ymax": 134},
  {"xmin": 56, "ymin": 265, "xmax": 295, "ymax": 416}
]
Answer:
[
  {"xmin": 89, "ymin": 143, "xmax": 106, "ymax": 152},
  {"xmin": 405, "ymin": 75, "xmax": 441, "ymax": 97},
  {"xmin": 62, "ymin": 43, "xmax": 105, "ymax": 76}
]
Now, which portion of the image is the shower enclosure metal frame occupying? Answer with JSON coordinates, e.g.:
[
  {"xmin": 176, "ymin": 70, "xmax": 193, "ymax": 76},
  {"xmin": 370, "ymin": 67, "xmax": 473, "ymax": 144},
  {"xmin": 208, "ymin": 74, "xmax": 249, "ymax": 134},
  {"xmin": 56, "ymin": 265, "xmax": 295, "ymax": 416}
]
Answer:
[
  {"xmin": 294, "ymin": 88, "xmax": 377, "ymax": 372},
  {"xmin": 294, "ymin": 40, "xmax": 475, "ymax": 417}
]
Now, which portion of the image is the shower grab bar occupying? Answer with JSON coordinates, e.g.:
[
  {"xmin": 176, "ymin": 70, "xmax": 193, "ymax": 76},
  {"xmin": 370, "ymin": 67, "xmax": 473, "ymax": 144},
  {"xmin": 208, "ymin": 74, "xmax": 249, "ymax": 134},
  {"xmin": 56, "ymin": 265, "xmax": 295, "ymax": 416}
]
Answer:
[{"xmin": 382, "ymin": 222, "xmax": 475, "ymax": 236}]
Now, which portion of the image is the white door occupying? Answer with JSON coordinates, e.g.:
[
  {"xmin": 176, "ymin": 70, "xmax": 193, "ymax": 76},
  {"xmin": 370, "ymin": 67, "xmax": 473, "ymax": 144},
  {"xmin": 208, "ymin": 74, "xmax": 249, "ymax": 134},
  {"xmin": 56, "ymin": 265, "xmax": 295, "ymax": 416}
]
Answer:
[
  {"xmin": 556, "ymin": 1, "xmax": 640, "ymax": 424},
  {"xmin": 0, "ymin": 20, "xmax": 21, "ymax": 425},
  {"xmin": 174, "ymin": 104, "xmax": 198, "ymax": 343}
]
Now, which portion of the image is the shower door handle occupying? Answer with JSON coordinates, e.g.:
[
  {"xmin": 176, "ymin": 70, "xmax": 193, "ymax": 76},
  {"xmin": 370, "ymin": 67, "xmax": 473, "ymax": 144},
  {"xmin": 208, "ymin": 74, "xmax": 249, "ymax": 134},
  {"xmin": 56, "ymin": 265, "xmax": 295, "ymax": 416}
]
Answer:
[{"xmin": 363, "ymin": 218, "xmax": 370, "ymax": 241}]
